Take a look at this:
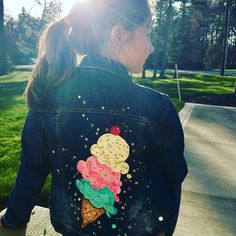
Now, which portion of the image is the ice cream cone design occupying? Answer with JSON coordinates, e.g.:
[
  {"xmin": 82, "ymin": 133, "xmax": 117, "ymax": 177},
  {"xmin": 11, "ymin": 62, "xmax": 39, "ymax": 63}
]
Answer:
[
  {"xmin": 81, "ymin": 197, "xmax": 105, "ymax": 228},
  {"xmin": 76, "ymin": 126, "xmax": 130, "ymax": 228}
]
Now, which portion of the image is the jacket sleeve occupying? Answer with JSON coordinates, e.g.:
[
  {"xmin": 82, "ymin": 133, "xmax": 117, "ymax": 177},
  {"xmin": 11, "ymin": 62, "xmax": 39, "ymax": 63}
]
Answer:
[
  {"xmin": 162, "ymin": 96, "xmax": 188, "ymax": 188},
  {"xmin": 1, "ymin": 109, "xmax": 51, "ymax": 229}
]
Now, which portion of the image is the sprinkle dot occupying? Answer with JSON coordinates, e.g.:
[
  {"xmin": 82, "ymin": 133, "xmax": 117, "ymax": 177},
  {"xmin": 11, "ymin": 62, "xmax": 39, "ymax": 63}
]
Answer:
[
  {"xmin": 126, "ymin": 174, "xmax": 132, "ymax": 179},
  {"xmin": 111, "ymin": 224, "xmax": 116, "ymax": 229},
  {"xmin": 158, "ymin": 216, "xmax": 164, "ymax": 221}
]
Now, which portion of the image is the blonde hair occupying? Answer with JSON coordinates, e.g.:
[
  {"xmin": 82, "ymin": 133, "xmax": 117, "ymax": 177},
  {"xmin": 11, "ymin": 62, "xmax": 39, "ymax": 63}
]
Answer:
[{"xmin": 25, "ymin": 0, "xmax": 151, "ymax": 108}]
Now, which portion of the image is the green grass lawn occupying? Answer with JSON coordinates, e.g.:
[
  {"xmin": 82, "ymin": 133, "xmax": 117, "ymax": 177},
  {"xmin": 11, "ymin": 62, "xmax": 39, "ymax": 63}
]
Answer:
[{"xmin": 0, "ymin": 70, "xmax": 235, "ymax": 206}]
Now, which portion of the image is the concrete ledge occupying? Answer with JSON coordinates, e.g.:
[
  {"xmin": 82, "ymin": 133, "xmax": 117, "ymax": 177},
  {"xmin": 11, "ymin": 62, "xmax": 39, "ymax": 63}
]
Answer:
[{"xmin": 0, "ymin": 206, "xmax": 61, "ymax": 236}]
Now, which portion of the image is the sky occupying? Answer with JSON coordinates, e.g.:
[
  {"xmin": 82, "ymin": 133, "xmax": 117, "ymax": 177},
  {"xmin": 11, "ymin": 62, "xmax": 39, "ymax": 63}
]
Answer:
[{"xmin": 4, "ymin": 0, "xmax": 77, "ymax": 19}]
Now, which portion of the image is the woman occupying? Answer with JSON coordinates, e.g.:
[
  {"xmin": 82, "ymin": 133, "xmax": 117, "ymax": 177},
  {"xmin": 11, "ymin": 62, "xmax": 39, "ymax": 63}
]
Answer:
[{"xmin": 0, "ymin": 0, "xmax": 188, "ymax": 235}]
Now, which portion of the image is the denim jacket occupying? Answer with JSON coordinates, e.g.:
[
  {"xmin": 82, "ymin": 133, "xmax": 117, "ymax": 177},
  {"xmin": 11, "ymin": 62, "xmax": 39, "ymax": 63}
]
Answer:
[{"xmin": 2, "ymin": 55, "xmax": 188, "ymax": 236}]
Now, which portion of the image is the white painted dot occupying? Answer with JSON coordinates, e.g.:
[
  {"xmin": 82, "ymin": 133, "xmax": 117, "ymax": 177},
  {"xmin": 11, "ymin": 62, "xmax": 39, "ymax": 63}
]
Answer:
[
  {"xmin": 62, "ymin": 148, "xmax": 65, "ymax": 152},
  {"xmin": 101, "ymin": 106, "xmax": 105, "ymax": 110},
  {"xmin": 83, "ymin": 100, "xmax": 86, "ymax": 104},
  {"xmin": 82, "ymin": 114, "xmax": 85, "ymax": 117},
  {"xmin": 85, "ymin": 138, "xmax": 88, "ymax": 141},
  {"xmin": 86, "ymin": 118, "xmax": 89, "ymax": 120},
  {"xmin": 78, "ymin": 95, "xmax": 81, "ymax": 99},
  {"xmin": 131, "ymin": 142, "xmax": 135, "ymax": 146},
  {"xmin": 143, "ymin": 145, "xmax": 146, "ymax": 149},
  {"xmin": 96, "ymin": 128, "xmax": 100, "ymax": 131},
  {"xmin": 96, "ymin": 132, "xmax": 99, "ymax": 135},
  {"xmin": 91, "ymin": 124, "xmax": 94, "ymax": 127},
  {"xmin": 84, "ymin": 145, "xmax": 88, "ymax": 148},
  {"xmin": 52, "ymin": 150, "xmax": 55, "ymax": 154},
  {"xmin": 127, "ymin": 107, "xmax": 130, "ymax": 109},
  {"xmin": 105, "ymin": 128, "xmax": 109, "ymax": 132},
  {"xmin": 121, "ymin": 108, "xmax": 125, "ymax": 112},
  {"xmin": 68, "ymin": 181, "xmax": 72, "ymax": 185},
  {"xmin": 158, "ymin": 216, "xmax": 164, "ymax": 221},
  {"xmin": 81, "ymin": 135, "xmax": 83, "ymax": 138}
]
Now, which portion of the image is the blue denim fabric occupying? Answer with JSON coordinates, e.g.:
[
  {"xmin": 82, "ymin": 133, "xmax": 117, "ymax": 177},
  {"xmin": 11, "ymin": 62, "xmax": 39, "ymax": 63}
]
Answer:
[{"xmin": 2, "ymin": 55, "xmax": 187, "ymax": 236}]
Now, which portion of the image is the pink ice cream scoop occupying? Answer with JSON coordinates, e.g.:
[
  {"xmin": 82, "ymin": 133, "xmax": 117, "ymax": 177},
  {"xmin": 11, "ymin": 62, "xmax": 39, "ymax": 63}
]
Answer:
[{"xmin": 77, "ymin": 156, "xmax": 122, "ymax": 199}]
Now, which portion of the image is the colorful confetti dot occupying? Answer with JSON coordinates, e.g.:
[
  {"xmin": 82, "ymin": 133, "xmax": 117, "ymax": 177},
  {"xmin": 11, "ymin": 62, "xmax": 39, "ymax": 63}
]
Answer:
[{"xmin": 126, "ymin": 174, "xmax": 132, "ymax": 179}]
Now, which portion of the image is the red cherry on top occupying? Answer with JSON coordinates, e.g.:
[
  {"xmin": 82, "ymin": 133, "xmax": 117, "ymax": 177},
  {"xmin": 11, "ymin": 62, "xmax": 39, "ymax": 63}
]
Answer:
[{"xmin": 110, "ymin": 126, "xmax": 120, "ymax": 135}]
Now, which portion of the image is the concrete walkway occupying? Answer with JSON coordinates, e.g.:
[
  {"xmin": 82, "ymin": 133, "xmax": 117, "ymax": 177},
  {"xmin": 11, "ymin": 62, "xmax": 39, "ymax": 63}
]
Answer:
[{"xmin": 176, "ymin": 103, "xmax": 236, "ymax": 236}]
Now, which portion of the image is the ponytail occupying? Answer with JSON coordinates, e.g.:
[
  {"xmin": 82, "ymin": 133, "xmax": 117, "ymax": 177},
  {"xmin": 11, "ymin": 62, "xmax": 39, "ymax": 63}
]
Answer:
[
  {"xmin": 24, "ymin": 18, "xmax": 76, "ymax": 108},
  {"xmin": 25, "ymin": 0, "xmax": 151, "ymax": 108}
]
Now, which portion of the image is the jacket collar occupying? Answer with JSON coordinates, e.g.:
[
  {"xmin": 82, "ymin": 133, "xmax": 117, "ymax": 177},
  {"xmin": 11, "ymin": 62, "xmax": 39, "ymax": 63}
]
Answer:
[{"xmin": 78, "ymin": 54, "xmax": 132, "ymax": 82}]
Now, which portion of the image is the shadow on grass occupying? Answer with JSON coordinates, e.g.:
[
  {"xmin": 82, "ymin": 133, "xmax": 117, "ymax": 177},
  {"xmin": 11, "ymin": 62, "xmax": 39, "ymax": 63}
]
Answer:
[
  {"xmin": 135, "ymin": 74, "xmax": 235, "ymax": 103},
  {"xmin": 0, "ymin": 81, "xmax": 27, "ymax": 110}
]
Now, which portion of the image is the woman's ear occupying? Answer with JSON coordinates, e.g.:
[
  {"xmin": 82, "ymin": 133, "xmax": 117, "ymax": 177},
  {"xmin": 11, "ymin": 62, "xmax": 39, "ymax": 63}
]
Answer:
[{"xmin": 110, "ymin": 25, "xmax": 131, "ymax": 49}]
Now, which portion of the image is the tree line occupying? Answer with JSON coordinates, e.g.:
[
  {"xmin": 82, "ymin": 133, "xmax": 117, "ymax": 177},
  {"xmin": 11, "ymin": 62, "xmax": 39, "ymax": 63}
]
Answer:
[{"xmin": 0, "ymin": 0, "xmax": 236, "ymax": 77}]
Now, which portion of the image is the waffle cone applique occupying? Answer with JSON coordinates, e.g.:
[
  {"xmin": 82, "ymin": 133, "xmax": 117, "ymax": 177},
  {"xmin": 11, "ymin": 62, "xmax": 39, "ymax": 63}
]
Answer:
[
  {"xmin": 76, "ymin": 126, "xmax": 130, "ymax": 228},
  {"xmin": 81, "ymin": 197, "xmax": 105, "ymax": 228}
]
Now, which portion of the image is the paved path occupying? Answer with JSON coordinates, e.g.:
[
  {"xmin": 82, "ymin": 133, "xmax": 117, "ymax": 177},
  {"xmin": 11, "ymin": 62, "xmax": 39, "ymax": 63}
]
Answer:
[
  {"xmin": 176, "ymin": 103, "xmax": 236, "ymax": 236},
  {"xmin": 166, "ymin": 69, "xmax": 236, "ymax": 77}
]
